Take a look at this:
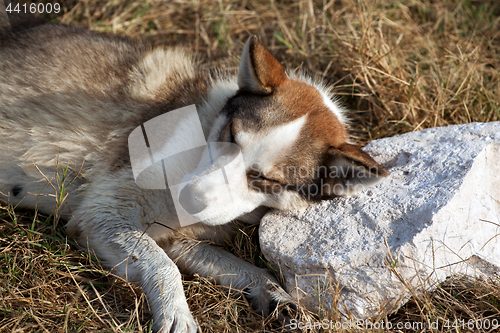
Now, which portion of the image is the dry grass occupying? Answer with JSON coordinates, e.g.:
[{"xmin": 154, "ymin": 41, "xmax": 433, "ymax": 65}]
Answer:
[{"xmin": 1, "ymin": 0, "xmax": 500, "ymax": 332}]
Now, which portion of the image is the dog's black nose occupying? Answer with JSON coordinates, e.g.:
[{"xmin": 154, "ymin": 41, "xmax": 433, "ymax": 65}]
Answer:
[{"xmin": 179, "ymin": 183, "xmax": 207, "ymax": 215}]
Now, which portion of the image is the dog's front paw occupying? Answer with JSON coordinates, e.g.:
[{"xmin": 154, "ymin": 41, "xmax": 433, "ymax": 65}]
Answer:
[
  {"xmin": 244, "ymin": 279, "xmax": 297, "ymax": 317},
  {"xmin": 155, "ymin": 306, "xmax": 198, "ymax": 333}
]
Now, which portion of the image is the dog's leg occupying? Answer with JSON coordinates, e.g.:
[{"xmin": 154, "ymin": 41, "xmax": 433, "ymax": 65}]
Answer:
[
  {"xmin": 165, "ymin": 239, "xmax": 295, "ymax": 316},
  {"xmin": 66, "ymin": 183, "xmax": 197, "ymax": 333}
]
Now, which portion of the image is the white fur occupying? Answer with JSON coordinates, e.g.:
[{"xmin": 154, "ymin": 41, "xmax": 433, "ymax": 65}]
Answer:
[
  {"xmin": 200, "ymin": 78, "xmax": 238, "ymax": 140},
  {"xmin": 129, "ymin": 48, "xmax": 196, "ymax": 100},
  {"xmin": 319, "ymin": 90, "xmax": 349, "ymax": 126},
  {"xmin": 237, "ymin": 114, "xmax": 307, "ymax": 172},
  {"xmin": 178, "ymin": 143, "xmax": 268, "ymax": 225}
]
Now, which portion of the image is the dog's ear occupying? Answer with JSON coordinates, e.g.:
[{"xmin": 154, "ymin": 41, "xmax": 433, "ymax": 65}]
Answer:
[
  {"xmin": 321, "ymin": 143, "xmax": 389, "ymax": 197},
  {"xmin": 238, "ymin": 35, "xmax": 287, "ymax": 94}
]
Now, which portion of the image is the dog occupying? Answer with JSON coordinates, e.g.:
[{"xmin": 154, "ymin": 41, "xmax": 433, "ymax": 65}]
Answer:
[{"xmin": 0, "ymin": 23, "xmax": 389, "ymax": 332}]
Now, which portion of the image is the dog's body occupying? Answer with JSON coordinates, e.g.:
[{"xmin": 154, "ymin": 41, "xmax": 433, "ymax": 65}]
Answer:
[{"xmin": 0, "ymin": 24, "xmax": 388, "ymax": 332}]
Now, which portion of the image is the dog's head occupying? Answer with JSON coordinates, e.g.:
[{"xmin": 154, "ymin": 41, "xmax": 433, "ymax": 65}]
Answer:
[{"xmin": 179, "ymin": 36, "xmax": 389, "ymax": 225}]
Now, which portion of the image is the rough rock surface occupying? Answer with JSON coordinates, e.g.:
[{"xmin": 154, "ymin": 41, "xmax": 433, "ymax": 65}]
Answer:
[{"xmin": 260, "ymin": 122, "xmax": 500, "ymax": 319}]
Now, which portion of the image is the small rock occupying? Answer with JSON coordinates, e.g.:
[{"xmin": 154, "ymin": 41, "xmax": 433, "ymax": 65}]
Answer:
[{"xmin": 260, "ymin": 122, "xmax": 500, "ymax": 319}]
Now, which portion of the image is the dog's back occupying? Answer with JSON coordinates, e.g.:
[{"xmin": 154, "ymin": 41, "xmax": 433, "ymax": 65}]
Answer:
[{"xmin": 0, "ymin": 24, "xmax": 209, "ymax": 215}]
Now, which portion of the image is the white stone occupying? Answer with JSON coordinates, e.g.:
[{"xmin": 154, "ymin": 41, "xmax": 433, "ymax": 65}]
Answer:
[{"xmin": 259, "ymin": 122, "xmax": 500, "ymax": 319}]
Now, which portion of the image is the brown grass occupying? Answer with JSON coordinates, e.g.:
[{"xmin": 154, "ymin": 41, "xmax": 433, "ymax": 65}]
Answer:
[{"xmin": 1, "ymin": 0, "xmax": 500, "ymax": 332}]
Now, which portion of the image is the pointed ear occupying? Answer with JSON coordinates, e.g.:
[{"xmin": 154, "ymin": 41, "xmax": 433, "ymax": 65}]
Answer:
[
  {"xmin": 238, "ymin": 35, "xmax": 287, "ymax": 94},
  {"xmin": 322, "ymin": 143, "xmax": 389, "ymax": 197}
]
